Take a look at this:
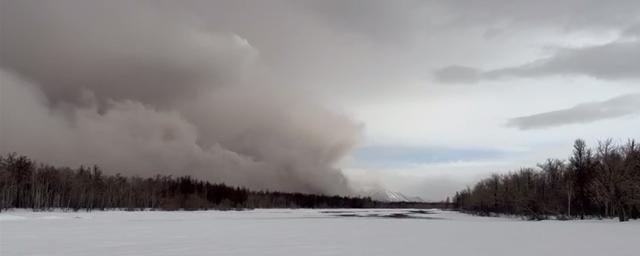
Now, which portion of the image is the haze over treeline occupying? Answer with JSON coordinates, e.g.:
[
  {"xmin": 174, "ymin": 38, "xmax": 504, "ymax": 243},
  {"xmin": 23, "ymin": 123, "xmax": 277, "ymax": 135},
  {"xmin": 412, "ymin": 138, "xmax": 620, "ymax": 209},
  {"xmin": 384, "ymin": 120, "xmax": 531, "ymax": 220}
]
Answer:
[{"xmin": 0, "ymin": 153, "xmax": 435, "ymax": 211}]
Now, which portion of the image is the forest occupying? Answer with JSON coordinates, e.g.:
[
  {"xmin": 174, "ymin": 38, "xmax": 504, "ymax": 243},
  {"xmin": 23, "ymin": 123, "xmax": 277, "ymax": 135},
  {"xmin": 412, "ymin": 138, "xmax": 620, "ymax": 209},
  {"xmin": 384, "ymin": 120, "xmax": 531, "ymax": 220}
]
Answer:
[
  {"xmin": 0, "ymin": 153, "xmax": 437, "ymax": 211},
  {"xmin": 453, "ymin": 139, "xmax": 640, "ymax": 221}
]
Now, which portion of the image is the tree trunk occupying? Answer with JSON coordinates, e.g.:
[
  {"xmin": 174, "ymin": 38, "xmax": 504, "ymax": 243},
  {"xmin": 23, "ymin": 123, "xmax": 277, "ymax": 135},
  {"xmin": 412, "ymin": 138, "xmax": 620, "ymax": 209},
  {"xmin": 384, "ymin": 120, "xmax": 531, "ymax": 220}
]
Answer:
[
  {"xmin": 618, "ymin": 204, "xmax": 628, "ymax": 222},
  {"xmin": 567, "ymin": 190, "xmax": 572, "ymax": 217}
]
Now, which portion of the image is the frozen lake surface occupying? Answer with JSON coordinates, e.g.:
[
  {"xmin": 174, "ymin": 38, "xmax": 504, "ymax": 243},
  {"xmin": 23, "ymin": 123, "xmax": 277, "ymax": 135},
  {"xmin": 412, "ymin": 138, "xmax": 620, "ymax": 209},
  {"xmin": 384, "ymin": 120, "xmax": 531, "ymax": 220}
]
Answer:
[{"xmin": 1, "ymin": 209, "xmax": 639, "ymax": 256}]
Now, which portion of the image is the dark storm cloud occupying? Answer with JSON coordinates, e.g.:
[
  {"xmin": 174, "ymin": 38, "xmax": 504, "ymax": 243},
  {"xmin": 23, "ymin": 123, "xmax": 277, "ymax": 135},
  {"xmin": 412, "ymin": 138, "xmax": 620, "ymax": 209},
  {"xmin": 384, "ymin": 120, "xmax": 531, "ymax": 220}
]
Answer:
[{"xmin": 506, "ymin": 93, "xmax": 640, "ymax": 130}]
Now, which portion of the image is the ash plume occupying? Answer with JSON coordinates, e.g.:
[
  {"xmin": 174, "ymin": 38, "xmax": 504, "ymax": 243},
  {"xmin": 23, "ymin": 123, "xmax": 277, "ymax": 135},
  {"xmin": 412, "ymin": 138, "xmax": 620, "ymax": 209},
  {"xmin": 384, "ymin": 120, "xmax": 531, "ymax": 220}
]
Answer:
[{"xmin": 0, "ymin": 0, "xmax": 360, "ymax": 195}]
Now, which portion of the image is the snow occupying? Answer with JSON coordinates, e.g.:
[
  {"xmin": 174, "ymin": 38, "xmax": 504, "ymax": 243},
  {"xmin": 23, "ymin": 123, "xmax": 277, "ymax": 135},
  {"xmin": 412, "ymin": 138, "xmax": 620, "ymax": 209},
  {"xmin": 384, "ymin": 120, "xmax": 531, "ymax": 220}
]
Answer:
[
  {"xmin": 367, "ymin": 190, "xmax": 424, "ymax": 202},
  {"xmin": 0, "ymin": 215, "xmax": 26, "ymax": 222},
  {"xmin": 383, "ymin": 191, "xmax": 418, "ymax": 202},
  {"xmin": 1, "ymin": 209, "xmax": 638, "ymax": 256}
]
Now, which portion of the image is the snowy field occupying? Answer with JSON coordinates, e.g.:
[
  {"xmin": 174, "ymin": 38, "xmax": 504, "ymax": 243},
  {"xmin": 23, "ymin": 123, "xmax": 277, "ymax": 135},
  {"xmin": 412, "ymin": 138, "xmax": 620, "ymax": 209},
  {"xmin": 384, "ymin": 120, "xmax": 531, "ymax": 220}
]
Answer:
[{"xmin": 1, "ymin": 209, "xmax": 639, "ymax": 256}]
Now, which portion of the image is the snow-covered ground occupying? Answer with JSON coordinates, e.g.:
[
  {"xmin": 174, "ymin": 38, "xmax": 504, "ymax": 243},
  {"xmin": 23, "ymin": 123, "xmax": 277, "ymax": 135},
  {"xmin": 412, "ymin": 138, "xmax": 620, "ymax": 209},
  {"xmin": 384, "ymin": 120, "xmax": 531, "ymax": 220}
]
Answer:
[{"xmin": 1, "ymin": 209, "xmax": 638, "ymax": 256}]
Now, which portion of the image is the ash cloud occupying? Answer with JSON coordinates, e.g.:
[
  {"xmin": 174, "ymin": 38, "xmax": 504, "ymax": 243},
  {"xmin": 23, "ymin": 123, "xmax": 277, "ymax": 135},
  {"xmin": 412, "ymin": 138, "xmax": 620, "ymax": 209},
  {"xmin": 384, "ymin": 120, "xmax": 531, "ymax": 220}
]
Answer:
[
  {"xmin": 506, "ymin": 93, "xmax": 640, "ymax": 130},
  {"xmin": 0, "ymin": 1, "xmax": 359, "ymax": 195},
  {"xmin": 0, "ymin": 0, "xmax": 257, "ymax": 107}
]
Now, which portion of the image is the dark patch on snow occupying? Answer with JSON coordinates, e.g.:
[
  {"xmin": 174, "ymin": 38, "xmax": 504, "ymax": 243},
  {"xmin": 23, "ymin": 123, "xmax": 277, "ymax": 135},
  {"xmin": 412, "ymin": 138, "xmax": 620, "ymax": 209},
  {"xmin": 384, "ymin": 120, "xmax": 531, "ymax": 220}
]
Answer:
[
  {"xmin": 330, "ymin": 212, "xmax": 442, "ymax": 220},
  {"xmin": 407, "ymin": 210, "xmax": 433, "ymax": 214},
  {"xmin": 320, "ymin": 211, "xmax": 357, "ymax": 214},
  {"xmin": 334, "ymin": 213, "xmax": 359, "ymax": 217}
]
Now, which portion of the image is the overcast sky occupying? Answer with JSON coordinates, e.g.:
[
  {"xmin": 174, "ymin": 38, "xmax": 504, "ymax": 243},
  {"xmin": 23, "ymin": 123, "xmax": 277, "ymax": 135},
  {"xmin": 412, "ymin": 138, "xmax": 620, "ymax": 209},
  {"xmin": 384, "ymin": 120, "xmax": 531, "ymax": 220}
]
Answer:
[{"xmin": 1, "ymin": 0, "xmax": 639, "ymax": 200}]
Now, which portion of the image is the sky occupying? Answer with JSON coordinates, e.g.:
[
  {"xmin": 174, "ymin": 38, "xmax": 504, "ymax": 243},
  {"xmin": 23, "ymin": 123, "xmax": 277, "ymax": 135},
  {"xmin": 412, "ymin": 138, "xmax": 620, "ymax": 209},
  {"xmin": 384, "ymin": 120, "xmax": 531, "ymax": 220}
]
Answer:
[{"xmin": 1, "ymin": 0, "xmax": 639, "ymax": 200}]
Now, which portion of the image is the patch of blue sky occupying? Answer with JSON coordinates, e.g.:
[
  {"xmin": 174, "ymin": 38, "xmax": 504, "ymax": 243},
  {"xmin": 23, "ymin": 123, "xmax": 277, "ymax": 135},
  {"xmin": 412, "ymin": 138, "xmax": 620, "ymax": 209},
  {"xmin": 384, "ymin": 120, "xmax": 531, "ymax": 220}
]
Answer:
[{"xmin": 352, "ymin": 145, "xmax": 513, "ymax": 168}]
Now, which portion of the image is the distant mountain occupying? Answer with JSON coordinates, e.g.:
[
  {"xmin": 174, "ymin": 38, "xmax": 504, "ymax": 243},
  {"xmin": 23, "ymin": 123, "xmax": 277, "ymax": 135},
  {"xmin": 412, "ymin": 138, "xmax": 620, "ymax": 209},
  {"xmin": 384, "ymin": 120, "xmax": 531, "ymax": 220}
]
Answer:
[{"xmin": 368, "ymin": 190, "xmax": 424, "ymax": 202}]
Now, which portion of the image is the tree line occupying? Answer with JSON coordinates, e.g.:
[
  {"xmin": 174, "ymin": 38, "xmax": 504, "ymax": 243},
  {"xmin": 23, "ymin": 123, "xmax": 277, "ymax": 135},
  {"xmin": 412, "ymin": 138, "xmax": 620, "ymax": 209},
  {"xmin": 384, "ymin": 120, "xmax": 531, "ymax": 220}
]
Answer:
[
  {"xmin": 0, "ymin": 153, "xmax": 438, "ymax": 211},
  {"xmin": 453, "ymin": 139, "xmax": 640, "ymax": 221}
]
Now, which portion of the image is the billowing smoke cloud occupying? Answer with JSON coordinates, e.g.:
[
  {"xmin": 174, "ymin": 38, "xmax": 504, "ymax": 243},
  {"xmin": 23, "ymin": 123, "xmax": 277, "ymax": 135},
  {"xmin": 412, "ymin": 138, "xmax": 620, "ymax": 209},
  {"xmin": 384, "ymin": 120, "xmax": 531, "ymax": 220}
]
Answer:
[
  {"xmin": 0, "ymin": 1, "xmax": 360, "ymax": 195},
  {"xmin": 0, "ymin": 0, "xmax": 258, "ymax": 106}
]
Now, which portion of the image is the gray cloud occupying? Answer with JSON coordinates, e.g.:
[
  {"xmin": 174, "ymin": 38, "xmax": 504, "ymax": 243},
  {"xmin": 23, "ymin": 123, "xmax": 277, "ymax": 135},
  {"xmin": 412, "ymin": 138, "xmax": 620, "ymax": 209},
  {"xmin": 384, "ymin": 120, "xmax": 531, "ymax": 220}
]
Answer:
[
  {"xmin": 439, "ymin": 0, "xmax": 640, "ymax": 31},
  {"xmin": 492, "ymin": 41, "xmax": 640, "ymax": 80},
  {"xmin": 506, "ymin": 93, "xmax": 640, "ymax": 130},
  {"xmin": 433, "ymin": 66, "xmax": 482, "ymax": 84},
  {"xmin": 297, "ymin": 0, "xmax": 640, "ymax": 39},
  {"xmin": 436, "ymin": 40, "xmax": 640, "ymax": 83},
  {"xmin": 624, "ymin": 24, "xmax": 640, "ymax": 38},
  {"xmin": 294, "ymin": 0, "xmax": 427, "ymax": 43}
]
